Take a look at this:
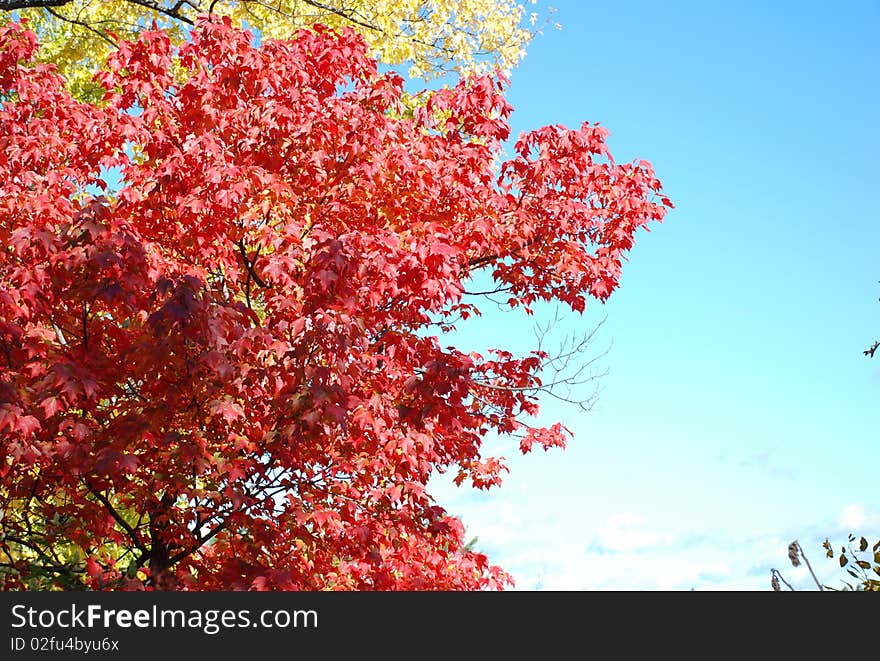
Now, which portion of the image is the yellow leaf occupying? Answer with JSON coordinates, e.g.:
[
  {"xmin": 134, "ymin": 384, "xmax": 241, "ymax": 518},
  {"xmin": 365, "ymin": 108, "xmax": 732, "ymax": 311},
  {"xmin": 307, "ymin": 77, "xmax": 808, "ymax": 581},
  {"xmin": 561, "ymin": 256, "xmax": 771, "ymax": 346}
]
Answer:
[{"xmin": 10, "ymin": 0, "xmax": 539, "ymax": 100}]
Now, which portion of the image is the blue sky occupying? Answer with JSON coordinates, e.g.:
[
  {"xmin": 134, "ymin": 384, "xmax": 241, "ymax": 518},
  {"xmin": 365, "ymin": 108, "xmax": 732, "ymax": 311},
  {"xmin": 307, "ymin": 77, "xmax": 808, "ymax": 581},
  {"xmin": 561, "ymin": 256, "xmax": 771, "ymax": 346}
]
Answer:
[{"xmin": 429, "ymin": 0, "xmax": 880, "ymax": 590}]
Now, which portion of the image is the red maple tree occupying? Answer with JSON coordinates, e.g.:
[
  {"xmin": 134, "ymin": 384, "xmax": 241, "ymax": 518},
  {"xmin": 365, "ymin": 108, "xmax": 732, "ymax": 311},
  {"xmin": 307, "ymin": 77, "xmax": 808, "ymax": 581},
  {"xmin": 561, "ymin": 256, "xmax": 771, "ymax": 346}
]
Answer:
[{"xmin": 0, "ymin": 16, "xmax": 671, "ymax": 590}]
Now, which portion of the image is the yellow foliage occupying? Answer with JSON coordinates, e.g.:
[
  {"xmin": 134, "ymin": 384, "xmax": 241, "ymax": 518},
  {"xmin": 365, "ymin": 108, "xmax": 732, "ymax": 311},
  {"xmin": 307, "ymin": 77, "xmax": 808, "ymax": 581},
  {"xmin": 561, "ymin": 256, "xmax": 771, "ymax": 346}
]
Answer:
[{"xmin": 9, "ymin": 0, "xmax": 539, "ymax": 100}]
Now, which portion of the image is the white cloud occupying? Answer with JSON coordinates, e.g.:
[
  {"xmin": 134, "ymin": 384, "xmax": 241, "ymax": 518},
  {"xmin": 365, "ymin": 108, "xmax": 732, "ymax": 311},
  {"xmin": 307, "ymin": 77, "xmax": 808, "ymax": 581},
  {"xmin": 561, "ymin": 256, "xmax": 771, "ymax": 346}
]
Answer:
[
  {"xmin": 469, "ymin": 502, "xmax": 523, "ymax": 548},
  {"xmin": 839, "ymin": 504, "xmax": 868, "ymax": 530},
  {"xmin": 594, "ymin": 512, "xmax": 671, "ymax": 553},
  {"xmin": 429, "ymin": 473, "xmax": 877, "ymax": 591},
  {"xmin": 654, "ymin": 561, "xmax": 732, "ymax": 590}
]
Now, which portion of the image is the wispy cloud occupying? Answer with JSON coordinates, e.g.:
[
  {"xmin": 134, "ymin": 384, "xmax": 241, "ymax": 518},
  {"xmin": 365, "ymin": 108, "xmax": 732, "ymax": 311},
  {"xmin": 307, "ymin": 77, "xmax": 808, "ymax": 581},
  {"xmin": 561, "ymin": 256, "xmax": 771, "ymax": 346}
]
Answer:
[
  {"xmin": 586, "ymin": 512, "xmax": 672, "ymax": 554},
  {"xmin": 716, "ymin": 447, "xmax": 798, "ymax": 480}
]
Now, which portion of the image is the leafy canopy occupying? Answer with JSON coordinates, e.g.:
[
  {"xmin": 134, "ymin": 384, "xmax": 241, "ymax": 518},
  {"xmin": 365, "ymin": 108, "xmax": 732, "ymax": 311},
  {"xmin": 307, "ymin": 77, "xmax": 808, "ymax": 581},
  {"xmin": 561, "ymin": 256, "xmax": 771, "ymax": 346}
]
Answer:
[
  {"xmin": 0, "ymin": 16, "xmax": 671, "ymax": 590},
  {"xmin": 4, "ymin": 0, "xmax": 538, "ymax": 99}
]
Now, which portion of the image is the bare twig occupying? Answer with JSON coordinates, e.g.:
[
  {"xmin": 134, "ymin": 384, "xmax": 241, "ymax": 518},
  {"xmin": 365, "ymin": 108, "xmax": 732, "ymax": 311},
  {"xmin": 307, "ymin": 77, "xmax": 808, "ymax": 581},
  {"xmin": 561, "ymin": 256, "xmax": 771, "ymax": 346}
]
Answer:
[
  {"xmin": 770, "ymin": 568, "xmax": 795, "ymax": 591},
  {"xmin": 794, "ymin": 540, "xmax": 825, "ymax": 591}
]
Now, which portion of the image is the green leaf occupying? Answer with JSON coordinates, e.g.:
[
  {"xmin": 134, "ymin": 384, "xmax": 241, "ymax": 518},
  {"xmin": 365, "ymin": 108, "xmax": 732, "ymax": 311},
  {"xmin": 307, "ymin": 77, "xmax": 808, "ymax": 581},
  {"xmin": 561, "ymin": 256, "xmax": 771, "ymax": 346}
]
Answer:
[
  {"xmin": 874, "ymin": 552, "xmax": 880, "ymax": 565},
  {"xmin": 840, "ymin": 555, "xmax": 848, "ymax": 567},
  {"xmin": 856, "ymin": 560, "xmax": 871, "ymax": 570},
  {"xmin": 859, "ymin": 537, "xmax": 868, "ymax": 552}
]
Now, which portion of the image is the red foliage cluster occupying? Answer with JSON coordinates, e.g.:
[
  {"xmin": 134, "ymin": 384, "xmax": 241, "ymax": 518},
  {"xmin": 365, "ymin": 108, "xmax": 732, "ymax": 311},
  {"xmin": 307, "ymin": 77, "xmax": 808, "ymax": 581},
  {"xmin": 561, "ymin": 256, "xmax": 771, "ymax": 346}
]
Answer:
[{"xmin": 0, "ymin": 16, "xmax": 671, "ymax": 590}]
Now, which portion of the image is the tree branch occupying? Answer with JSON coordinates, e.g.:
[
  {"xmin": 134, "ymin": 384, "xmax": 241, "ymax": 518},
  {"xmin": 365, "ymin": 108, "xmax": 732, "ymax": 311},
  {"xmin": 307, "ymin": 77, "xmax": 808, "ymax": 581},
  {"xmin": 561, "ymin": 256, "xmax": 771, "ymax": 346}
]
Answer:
[
  {"xmin": 86, "ymin": 484, "xmax": 146, "ymax": 552},
  {"xmin": 252, "ymin": 0, "xmax": 381, "ymax": 34},
  {"xmin": 122, "ymin": 0, "xmax": 195, "ymax": 24},
  {"xmin": 81, "ymin": 301, "xmax": 89, "ymax": 351},
  {"xmin": 0, "ymin": 0, "xmax": 72, "ymax": 9},
  {"xmin": 237, "ymin": 238, "xmax": 269, "ymax": 289},
  {"xmin": 45, "ymin": 6, "xmax": 119, "ymax": 49}
]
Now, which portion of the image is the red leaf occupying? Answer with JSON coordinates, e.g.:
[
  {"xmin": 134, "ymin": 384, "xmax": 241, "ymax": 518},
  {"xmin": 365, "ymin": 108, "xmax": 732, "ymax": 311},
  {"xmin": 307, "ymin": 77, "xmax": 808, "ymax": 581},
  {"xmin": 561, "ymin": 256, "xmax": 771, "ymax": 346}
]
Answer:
[
  {"xmin": 210, "ymin": 400, "xmax": 244, "ymax": 425},
  {"xmin": 16, "ymin": 415, "xmax": 41, "ymax": 437},
  {"xmin": 85, "ymin": 558, "xmax": 103, "ymax": 579},
  {"xmin": 39, "ymin": 396, "xmax": 63, "ymax": 418}
]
